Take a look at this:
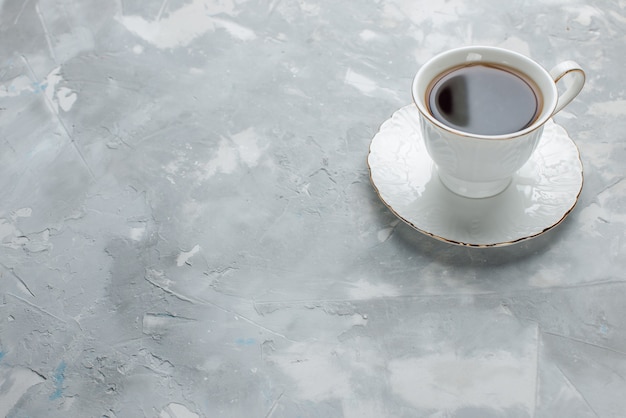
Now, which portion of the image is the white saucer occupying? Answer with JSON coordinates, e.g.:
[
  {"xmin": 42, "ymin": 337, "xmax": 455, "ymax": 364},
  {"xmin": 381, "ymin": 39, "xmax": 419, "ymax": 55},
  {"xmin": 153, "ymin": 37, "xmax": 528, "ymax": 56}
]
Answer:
[{"xmin": 367, "ymin": 105, "xmax": 583, "ymax": 247}]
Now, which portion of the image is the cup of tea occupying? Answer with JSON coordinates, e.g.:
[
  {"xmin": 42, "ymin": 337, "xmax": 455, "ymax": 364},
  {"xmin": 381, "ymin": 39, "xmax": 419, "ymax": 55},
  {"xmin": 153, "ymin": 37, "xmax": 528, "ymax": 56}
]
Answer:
[{"xmin": 411, "ymin": 46, "xmax": 585, "ymax": 198}]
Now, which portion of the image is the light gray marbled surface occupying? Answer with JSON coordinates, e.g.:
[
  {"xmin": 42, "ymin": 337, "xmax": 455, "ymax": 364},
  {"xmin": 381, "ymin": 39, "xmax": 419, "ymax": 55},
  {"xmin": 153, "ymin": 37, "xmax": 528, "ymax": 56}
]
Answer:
[{"xmin": 1, "ymin": 0, "xmax": 625, "ymax": 417}]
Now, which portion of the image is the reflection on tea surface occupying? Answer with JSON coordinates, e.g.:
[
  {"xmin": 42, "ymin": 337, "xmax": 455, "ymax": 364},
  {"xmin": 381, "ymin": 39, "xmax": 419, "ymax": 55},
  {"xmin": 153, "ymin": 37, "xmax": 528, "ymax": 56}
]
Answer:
[{"xmin": 428, "ymin": 64, "xmax": 541, "ymax": 135}]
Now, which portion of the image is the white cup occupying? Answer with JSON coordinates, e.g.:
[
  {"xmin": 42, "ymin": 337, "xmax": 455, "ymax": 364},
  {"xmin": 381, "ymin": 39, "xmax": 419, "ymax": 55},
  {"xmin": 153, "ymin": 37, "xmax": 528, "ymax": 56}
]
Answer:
[{"xmin": 412, "ymin": 46, "xmax": 585, "ymax": 198}]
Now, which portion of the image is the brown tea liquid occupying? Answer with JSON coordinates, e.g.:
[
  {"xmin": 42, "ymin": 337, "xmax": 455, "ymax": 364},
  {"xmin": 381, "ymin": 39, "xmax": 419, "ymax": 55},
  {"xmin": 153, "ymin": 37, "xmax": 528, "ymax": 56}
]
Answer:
[{"xmin": 427, "ymin": 63, "xmax": 542, "ymax": 136}]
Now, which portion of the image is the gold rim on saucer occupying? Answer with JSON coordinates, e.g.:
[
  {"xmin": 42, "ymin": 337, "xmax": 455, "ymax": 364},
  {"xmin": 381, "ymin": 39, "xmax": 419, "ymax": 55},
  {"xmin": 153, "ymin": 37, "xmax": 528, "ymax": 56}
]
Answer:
[{"xmin": 367, "ymin": 105, "xmax": 583, "ymax": 247}]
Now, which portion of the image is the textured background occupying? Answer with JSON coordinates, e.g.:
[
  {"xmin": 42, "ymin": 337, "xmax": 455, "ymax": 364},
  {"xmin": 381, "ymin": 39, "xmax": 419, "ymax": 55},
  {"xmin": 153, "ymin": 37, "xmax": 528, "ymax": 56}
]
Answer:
[{"xmin": 1, "ymin": 0, "xmax": 625, "ymax": 416}]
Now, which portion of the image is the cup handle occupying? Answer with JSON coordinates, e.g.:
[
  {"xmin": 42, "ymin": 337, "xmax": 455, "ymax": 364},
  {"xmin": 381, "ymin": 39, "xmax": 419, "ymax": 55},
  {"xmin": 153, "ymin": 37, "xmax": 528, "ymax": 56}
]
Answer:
[{"xmin": 549, "ymin": 61, "xmax": 585, "ymax": 115}]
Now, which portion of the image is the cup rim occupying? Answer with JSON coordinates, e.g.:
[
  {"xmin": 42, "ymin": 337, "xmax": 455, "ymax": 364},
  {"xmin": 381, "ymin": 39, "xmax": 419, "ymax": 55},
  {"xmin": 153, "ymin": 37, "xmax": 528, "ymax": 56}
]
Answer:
[{"xmin": 411, "ymin": 46, "xmax": 558, "ymax": 140}]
